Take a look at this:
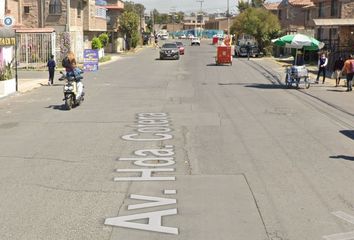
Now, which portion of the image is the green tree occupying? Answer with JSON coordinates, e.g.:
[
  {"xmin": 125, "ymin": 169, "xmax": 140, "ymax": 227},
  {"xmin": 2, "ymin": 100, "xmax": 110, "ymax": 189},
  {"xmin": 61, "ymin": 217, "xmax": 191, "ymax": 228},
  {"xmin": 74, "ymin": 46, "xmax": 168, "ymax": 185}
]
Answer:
[
  {"xmin": 98, "ymin": 33, "xmax": 109, "ymax": 47},
  {"xmin": 119, "ymin": 11, "xmax": 140, "ymax": 49},
  {"xmin": 231, "ymin": 7, "xmax": 281, "ymax": 54},
  {"xmin": 175, "ymin": 11, "xmax": 185, "ymax": 24},
  {"xmin": 124, "ymin": 2, "xmax": 145, "ymax": 18},
  {"xmin": 91, "ymin": 37, "xmax": 103, "ymax": 49},
  {"xmin": 251, "ymin": 0, "xmax": 265, "ymax": 8},
  {"xmin": 237, "ymin": 0, "xmax": 251, "ymax": 13}
]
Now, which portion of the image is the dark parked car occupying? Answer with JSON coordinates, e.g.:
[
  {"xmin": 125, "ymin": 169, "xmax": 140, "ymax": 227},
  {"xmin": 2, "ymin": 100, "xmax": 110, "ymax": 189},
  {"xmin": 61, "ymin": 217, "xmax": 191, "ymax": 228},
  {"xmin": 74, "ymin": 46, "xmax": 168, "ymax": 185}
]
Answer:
[
  {"xmin": 235, "ymin": 45, "xmax": 261, "ymax": 58},
  {"xmin": 175, "ymin": 41, "xmax": 185, "ymax": 55},
  {"xmin": 159, "ymin": 43, "xmax": 180, "ymax": 60}
]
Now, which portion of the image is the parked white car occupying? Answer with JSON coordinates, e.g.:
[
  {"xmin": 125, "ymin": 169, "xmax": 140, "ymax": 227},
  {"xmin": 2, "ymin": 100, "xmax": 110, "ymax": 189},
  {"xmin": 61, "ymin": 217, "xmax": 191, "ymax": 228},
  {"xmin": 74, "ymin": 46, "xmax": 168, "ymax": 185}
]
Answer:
[{"xmin": 191, "ymin": 37, "xmax": 201, "ymax": 46}]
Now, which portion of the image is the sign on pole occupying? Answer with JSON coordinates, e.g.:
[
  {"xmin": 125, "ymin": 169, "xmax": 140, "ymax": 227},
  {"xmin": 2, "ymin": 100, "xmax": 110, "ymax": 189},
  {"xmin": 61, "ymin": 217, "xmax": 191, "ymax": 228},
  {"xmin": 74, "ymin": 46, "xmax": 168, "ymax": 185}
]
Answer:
[
  {"xmin": 0, "ymin": 28, "xmax": 16, "ymax": 46},
  {"xmin": 3, "ymin": 16, "xmax": 14, "ymax": 27},
  {"xmin": 83, "ymin": 49, "xmax": 99, "ymax": 72}
]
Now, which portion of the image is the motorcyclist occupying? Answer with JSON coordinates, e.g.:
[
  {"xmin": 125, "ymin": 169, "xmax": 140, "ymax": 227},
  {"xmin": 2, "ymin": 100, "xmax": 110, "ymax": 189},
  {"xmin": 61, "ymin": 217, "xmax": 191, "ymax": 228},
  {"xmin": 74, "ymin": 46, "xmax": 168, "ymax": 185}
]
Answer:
[{"xmin": 62, "ymin": 51, "xmax": 84, "ymax": 100}]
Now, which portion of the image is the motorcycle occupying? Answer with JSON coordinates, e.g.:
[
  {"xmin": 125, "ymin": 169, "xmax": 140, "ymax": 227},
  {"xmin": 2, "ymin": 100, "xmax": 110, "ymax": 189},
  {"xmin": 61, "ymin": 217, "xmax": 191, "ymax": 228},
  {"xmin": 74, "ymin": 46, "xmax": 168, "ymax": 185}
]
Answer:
[{"xmin": 59, "ymin": 70, "xmax": 84, "ymax": 110}]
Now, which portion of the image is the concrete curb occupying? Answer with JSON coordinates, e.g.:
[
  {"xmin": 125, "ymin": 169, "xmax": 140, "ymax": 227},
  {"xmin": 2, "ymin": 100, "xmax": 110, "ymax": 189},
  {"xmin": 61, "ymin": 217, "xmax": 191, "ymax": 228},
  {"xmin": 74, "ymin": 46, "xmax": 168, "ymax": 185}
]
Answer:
[{"xmin": 18, "ymin": 78, "xmax": 48, "ymax": 93}]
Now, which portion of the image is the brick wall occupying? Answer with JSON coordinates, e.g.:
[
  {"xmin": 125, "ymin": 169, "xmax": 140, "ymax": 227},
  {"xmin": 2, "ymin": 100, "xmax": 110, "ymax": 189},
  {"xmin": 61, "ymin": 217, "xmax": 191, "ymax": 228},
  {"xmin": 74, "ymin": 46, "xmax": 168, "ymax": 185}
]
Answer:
[
  {"xmin": 342, "ymin": 1, "xmax": 354, "ymax": 18},
  {"xmin": 278, "ymin": 3, "xmax": 307, "ymax": 30},
  {"xmin": 7, "ymin": 0, "xmax": 20, "ymax": 25}
]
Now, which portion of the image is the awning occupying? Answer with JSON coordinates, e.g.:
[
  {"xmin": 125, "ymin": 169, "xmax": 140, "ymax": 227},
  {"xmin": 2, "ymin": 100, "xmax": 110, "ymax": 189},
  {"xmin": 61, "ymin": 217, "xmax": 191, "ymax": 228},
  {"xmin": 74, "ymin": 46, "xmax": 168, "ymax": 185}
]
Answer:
[{"xmin": 313, "ymin": 18, "xmax": 354, "ymax": 26}]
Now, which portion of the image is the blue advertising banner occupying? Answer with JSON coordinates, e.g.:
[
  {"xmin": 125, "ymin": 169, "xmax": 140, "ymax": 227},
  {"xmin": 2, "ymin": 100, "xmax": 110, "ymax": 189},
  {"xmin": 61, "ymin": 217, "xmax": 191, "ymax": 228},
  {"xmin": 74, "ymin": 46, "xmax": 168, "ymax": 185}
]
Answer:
[{"xmin": 83, "ymin": 49, "xmax": 99, "ymax": 72}]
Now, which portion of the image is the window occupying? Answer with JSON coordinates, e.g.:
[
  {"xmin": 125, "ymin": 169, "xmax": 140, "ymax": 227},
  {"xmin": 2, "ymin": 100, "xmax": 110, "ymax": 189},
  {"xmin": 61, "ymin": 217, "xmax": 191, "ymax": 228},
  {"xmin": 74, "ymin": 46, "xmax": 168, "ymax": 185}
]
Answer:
[
  {"xmin": 318, "ymin": 2, "xmax": 324, "ymax": 17},
  {"xmin": 77, "ymin": 0, "xmax": 82, "ymax": 18},
  {"xmin": 24, "ymin": 6, "xmax": 30, "ymax": 14},
  {"xmin": 307, "ymin": 9, "xmax": 310, "ymax": 21},
  {"xmin": 278, "ymin": 10, "xmax": 282, "ymax": 20},
  {"xmin": 49, "ymin": 0, "xmax": 62, "ymax": 15},
  {"xmin": 286, "ymin": 7, "xmax": 289, "ymax": 19},
  {"xmin": 95, "ymin": 7, "xmax": 106, "ymax": 19},
  {"xmin": 317, "ymin": 27, "xmax": 323, "ymax": 40},
  {"xmin": 331, "ymin": 0, "xmax": 338, "ymax": 17}
]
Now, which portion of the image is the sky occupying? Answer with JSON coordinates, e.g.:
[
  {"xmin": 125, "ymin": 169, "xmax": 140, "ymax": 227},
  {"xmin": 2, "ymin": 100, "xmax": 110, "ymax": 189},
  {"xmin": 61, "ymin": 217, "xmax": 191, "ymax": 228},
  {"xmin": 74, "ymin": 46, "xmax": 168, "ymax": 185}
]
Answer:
[{"xmin": 131, "ymin": 0, "xmax": 240, "ymax": 14}]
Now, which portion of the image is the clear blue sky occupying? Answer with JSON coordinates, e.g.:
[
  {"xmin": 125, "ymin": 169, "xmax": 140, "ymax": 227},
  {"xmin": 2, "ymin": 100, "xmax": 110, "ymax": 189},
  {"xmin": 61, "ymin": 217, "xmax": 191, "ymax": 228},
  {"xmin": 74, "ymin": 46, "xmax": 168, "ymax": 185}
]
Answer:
[{"xmin": 132, "ymin": 0, "xmax": 240, "ymax": 14}]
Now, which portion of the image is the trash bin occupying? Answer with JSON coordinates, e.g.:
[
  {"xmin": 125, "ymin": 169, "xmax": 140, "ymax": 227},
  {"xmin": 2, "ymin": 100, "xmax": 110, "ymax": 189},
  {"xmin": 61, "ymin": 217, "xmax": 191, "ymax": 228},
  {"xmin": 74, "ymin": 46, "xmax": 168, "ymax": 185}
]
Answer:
[{"xmin": 212, "ymin": 36, "xmax": 218, "ymax": 45}]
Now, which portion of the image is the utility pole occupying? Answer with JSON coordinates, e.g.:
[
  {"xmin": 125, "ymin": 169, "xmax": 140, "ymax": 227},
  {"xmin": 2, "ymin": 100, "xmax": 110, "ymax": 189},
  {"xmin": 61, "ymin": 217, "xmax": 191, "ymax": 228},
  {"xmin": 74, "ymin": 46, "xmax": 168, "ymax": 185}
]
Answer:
[
  {"xmin": 227, "ymin": 0, "xmax": 230, "ymax": 38},
  {"xmin": 151, "ymin": 11, "xmax": 154, "ymax": 34},
  {"xmin": 196, "ymin": 0, "xmax": 204, "ymax": 37}
]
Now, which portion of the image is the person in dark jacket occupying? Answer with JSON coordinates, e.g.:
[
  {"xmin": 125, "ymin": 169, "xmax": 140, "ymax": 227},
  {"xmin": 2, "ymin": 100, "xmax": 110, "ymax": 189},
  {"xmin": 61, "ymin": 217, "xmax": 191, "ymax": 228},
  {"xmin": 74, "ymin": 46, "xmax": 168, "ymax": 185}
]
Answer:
[
  {"xmin": 316, "ymin": 53, "xmax": 328, "ymax": 84},
  {"xmin": 333, "ymin": 56, "xmax": 345, "ymax": 87},
  {"xmin": 47, "ymin": 54, "xmax": 56, "ymax": 86}
]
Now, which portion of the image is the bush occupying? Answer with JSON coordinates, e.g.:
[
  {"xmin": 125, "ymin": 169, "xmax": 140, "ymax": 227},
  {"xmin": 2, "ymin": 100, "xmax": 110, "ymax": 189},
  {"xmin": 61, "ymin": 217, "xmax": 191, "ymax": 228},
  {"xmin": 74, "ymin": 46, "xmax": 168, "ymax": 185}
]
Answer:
[
  {"xmin": 131, "ymin": 31, "xmax": 141, "ymax": 48},
  {"xmin": 99, "ymin": 55, "xmax": 112, "ymax": 63},
  {"xmin": 99, "ymin": 33, "xmax": 109, "ymax": 48},
  {"xmin": 0, "ymin": 61, "xmax": 13, "ymax": 81},
  {"xmin": 92, "ymin": 37, "xmax": 103, "ymax": 49}
]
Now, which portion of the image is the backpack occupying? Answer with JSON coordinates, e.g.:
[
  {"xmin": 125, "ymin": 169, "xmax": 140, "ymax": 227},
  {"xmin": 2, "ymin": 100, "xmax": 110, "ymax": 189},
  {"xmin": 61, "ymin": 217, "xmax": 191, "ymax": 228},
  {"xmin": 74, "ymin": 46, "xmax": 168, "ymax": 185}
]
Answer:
[{"xmin": 62, "ymin": 57, "xmax": 71, "ymax": 68}]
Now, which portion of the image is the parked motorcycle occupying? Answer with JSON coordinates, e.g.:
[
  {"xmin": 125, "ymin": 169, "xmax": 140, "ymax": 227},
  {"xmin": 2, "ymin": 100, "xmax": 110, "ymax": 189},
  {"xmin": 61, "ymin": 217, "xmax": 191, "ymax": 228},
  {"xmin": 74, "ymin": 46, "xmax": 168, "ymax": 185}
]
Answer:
[{"xmin": 59, "ymin": 70, "xmax": 84, "ymax": 110}]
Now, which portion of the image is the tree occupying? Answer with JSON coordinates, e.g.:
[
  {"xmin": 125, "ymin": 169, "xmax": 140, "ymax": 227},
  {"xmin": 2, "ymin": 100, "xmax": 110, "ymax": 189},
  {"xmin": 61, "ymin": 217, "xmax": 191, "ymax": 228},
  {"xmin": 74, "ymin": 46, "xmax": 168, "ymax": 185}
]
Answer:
[
  {"xmin": 98, "ymin": 33, "xmax": 109, "ymax": 48},
  {"xmin": 251, "ymin": 0, "xmax": 265, "ymax": 8},
  {"xmin": 91, "ymin": 37, "xmax": 103, "ymax": 49},
  {"xmin": 119, "ymin": 11, "xmax": 140, "ymax": 49},
  {"xmin": 231, "ymin": 8, "xmax": 281, "ymax": 54},
  {"xmin": 237, "ymin": 0, "xmax": 251, "ymax": 13},
  {"xmin": 172, "ymin": 11, "xmax": 185, "ymax": 24}
]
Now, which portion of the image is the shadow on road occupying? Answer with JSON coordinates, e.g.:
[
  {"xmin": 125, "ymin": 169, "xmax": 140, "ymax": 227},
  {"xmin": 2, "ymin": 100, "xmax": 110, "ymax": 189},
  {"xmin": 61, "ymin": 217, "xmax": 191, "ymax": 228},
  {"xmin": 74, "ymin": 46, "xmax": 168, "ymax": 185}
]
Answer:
[
  {"xmin": 244, "ymin": 83, "xmax": 288, "ymax": 89},
  {"xmin": 339, "ymin": 130, "xmax": 354, "ymax": 140},
  {"xmin": 326, "ymin": 89, "xmax": 347, "ymax": 92},
  {"xmin": 330, "ymin": 155, "xmax": 354, "ymax": 161},
  {"xmin": 46, "ymin": 104, "xmax": 67, "ymax": 111},
  {"xmin": 206, "ymin": 63, "xmax": 232, "ymax": 67},
  {"xmin": 218, "ymin": 82, "xmax": 252, "ymax": 86}
]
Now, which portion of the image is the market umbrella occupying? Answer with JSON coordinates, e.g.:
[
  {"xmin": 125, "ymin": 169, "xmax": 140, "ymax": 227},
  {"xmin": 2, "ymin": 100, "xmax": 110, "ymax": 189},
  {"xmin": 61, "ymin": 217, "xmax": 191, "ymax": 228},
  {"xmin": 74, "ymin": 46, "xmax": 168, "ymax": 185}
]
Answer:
[{"xmin": 272, "ymin": 34, "xmax": 324, "ymax": 51}]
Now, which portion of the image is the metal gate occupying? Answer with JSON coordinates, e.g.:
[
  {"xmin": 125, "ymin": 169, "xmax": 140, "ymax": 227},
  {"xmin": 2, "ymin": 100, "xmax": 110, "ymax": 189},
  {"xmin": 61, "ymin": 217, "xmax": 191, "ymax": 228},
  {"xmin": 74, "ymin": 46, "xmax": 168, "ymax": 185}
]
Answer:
[{"xmin": 16, "ymin": 32, "xmax": 56, "ymax": 70}]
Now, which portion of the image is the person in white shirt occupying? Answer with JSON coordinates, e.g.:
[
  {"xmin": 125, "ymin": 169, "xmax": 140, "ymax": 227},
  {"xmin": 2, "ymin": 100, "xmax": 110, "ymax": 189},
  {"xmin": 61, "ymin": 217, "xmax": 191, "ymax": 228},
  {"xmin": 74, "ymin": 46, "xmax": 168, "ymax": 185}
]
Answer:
[{"xmin": 315, "ymin": 53, "xmax": 328, "ymax": 84}]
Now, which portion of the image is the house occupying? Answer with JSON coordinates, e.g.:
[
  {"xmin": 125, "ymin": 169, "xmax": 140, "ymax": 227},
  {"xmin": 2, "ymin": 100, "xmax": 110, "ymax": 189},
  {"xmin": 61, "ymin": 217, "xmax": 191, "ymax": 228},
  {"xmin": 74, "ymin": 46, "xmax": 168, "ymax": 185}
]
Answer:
[
  {"xmin": 2, "ymin": 0, "xmax": 108, "ymax": 67},
  {"xmin": 183, "ymin": 15, "xmax": 209, "ymax": 30},
  {"xmin": 310, "ymin": 0, "xmax": 354, "ymax": 52},
  {"xmin": 205, "ymin": 16, "xmax": 236, "ymax": 33},
  {"xmin": 264, "ymin": 0, "xmax": 354, "ymax": 52},
  {"xmin": 273, "ymin": 0, "xmax": 315, "ymax": 34},
  {"xmin": 106, "ymin": 0, "xmax": 125, "ymax": 52}
]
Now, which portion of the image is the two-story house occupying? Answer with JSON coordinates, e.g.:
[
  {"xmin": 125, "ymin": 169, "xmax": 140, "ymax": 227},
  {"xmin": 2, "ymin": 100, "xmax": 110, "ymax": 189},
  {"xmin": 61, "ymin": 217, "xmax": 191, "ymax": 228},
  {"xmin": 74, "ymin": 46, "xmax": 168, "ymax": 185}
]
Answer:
[
  {"xmin": 272, "ymin": 0, "xmax": 315, "ymax": 35},
  {"xmin": 310, "ymin": 0, "xmax": 354, "ymax": 52},
  {"xmin": 106, "ymin": 0, "xmax": 125, "ymax": 52},
  {"xmin": 3, "ymin": 0, "xmax": 108, "ymax": 67}
]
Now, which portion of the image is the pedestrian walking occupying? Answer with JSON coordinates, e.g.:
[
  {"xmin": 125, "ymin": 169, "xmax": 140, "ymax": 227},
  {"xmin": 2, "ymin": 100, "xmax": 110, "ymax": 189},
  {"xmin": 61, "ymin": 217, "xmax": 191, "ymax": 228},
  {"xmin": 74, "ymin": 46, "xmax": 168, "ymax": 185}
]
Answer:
[
  {"xmin": 47, "ymin": 54, "xmax": 56, "ymax": 86},
  {"xmin": 333, "ymin": 56, "xmax": 344, "ymax": 87},
  {"xmin": 316, "ymin": 53, "xmax": 328, "ymax": 84},
  {"xmin": 154, "ymin": 35, "xmax": 159, "ymax": 49},
  {"xmin": 246, "ymin": 42, "xmax": 251, "ymax": 60},
  {"xmin": 342, "ymin": 54, "xmax": 354, "ymax": 92}
]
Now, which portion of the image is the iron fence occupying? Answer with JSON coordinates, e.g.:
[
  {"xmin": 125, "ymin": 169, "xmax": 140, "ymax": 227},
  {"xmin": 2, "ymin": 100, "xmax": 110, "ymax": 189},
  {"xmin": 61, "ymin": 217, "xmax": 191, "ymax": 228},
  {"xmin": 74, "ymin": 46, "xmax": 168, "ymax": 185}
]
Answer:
[{"xmin": 16, "ymin": 32, "xmax": 56, "ymax": 70}]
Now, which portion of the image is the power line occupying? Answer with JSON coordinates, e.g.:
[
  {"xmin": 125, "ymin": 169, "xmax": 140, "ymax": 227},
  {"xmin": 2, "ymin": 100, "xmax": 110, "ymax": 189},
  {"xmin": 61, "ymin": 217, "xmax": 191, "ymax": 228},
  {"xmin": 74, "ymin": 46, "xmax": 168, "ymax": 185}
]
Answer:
[{"xmin": 196, "ymin": 0, "xmax": 204, "ymax": 13}]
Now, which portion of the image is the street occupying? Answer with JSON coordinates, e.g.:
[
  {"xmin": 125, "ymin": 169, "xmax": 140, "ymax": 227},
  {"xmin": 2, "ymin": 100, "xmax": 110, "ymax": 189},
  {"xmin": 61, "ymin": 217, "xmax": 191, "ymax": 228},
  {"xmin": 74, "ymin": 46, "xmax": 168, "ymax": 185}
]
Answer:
[{"xmin": 1, "ymin": 40, "xmax": 354, "ymax": 240}]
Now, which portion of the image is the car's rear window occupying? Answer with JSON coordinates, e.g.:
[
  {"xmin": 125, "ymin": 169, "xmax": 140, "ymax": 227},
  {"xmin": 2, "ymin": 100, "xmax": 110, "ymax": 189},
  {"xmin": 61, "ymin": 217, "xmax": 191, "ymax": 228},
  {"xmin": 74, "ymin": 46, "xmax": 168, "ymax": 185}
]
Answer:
[{"xmin": 162, "ymin": 43, "xmax": 177, "ymax": 48}]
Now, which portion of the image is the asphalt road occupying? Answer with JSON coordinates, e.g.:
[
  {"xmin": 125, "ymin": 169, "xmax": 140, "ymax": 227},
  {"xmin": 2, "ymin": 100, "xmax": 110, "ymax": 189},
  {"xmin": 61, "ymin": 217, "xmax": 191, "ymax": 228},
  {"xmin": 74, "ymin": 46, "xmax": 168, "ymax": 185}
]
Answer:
[{"xmin": 1, "ymin": 40, "xmax": 354, "ymax": 240}]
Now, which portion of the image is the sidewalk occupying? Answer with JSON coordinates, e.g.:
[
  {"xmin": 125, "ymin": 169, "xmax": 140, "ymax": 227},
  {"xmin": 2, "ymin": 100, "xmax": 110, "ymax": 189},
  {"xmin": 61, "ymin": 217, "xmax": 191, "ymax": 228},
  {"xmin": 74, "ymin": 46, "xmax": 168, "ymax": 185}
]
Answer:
[
  {"xmin": 256, "ymin": 57, "xmax": 354, "ymax": 116},
  {"xmin": 0, "ymin": 53, "xmax": 123, "ymax": 99}
]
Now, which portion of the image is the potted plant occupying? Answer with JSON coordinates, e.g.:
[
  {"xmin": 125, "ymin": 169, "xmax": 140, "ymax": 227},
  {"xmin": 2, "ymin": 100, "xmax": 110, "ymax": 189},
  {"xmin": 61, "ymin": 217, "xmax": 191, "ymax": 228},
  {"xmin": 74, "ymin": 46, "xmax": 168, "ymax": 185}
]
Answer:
[{"xmin": 0, "ymin": 59, "xmax": 16, "ymax": 96}]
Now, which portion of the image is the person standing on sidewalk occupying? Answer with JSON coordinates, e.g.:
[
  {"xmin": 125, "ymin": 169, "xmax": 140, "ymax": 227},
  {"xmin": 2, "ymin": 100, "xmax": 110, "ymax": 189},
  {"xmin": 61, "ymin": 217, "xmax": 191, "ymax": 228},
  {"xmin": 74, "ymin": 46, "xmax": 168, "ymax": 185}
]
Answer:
[
  {"xmin": 47, "ymin": 54, "xmax": 56, "ymax": 86},
  {"xmin": 316, "ymin": 53, "xmax": 328, "ymax": 84},
  {"xmin": 342, "ymin": 54, "xmax": 354, "ymax": 92},
  {"xmin": 333, "ymin": 56, "xmax": 344, "ymax": 87}
]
